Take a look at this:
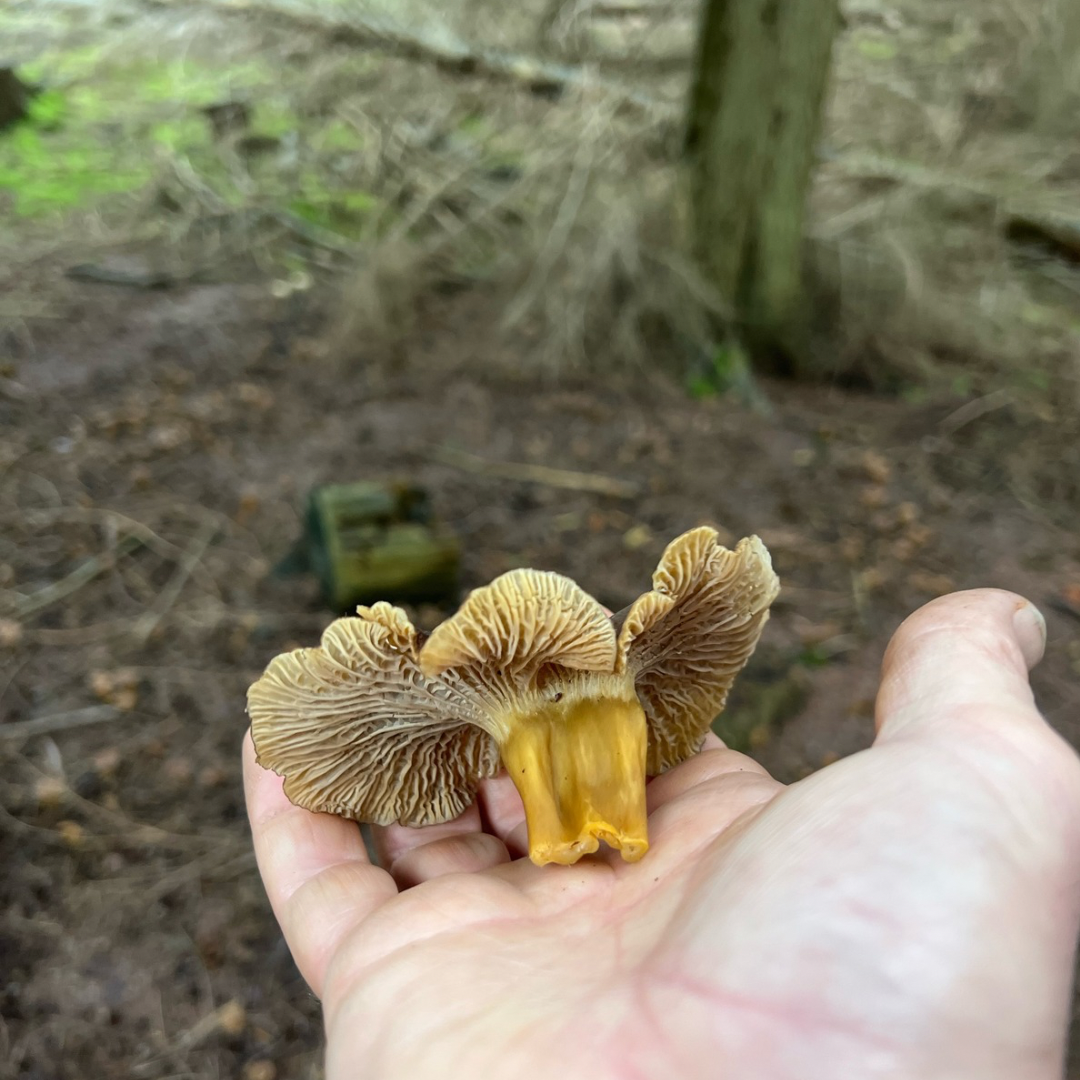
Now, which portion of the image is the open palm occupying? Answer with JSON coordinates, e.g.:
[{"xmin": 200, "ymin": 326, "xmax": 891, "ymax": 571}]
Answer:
[{"xmin": 244, "ymin": 590, "xmax": 1080, "ymax": 1080}]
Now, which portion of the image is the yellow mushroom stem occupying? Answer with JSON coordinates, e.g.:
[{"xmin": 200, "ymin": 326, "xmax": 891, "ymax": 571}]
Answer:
[{"xmin": 498, "ymin": 686, "xmax": 649, "ymax": 867}]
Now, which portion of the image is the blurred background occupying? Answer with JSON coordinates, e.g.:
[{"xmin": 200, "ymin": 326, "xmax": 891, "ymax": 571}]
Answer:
[{"xmin": 1, "ymin": 0, "xmax": 1078, "ymax": 1076}]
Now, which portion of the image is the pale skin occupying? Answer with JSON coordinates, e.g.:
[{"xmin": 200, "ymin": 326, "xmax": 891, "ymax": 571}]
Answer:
[{"xmin": 243, "ymin": 589, "xmax": 1080, "ymax": 1080}]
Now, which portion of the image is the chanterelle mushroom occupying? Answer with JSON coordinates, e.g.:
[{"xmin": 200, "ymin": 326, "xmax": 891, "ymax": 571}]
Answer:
[{"xmin": 247, "ymin": 527, "xmax": 779, "ymax": 866}]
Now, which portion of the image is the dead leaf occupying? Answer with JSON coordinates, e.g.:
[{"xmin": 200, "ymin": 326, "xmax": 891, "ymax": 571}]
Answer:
[
  {"xmin": 235, "ymin": 491, "xmax": 260, "ymax": 526},
  {"xmin": 623, "ymin": 524, "xmax": 653, "ymax": 550},
  {"xmin": 57, "ymin": 820, "xmax": 86, "ymax": 848},
  {"xmin": 35, "ymin": 776, "xmax": 67, "ymax": 809},
  {"xmin": 862, "ymin": 449, "xmax": 891, "ymax": 484},
  {"xmin": 217, "ymin": 999, "xmax": 247, "ymax": 1036},
  {"xmin": 93, "ymin": 747, "xmax": 122, "ymax": 779}
]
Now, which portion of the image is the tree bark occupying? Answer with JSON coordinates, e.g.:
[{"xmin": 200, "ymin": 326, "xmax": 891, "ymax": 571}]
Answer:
[
  {"xmin": 686, "ymin": 0, "xmax": 839, "ymax": 375},
  {"xmin": 1026, "ymin": 0, "xmax": 1080, "ymax": 133}
]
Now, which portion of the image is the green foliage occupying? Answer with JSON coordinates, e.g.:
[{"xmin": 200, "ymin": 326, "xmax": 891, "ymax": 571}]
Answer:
[
  {"xmin": 796, "ymin": 644, "xmax": 832, "ymax": 669},
  {"xmin": 313, "ymin": 118, "xmax": 363, "ymax": 152},
  {"xmin": 0, "ymin": 40, "xmax": 378, "ymax": 237},
  {"xmin": 288, "ymin": 189, "xmax": 379, "ymax": 238},
  {"xmin": 687, "ymin": 341, "xmax": 753, "ymax": 398},
  {"xmin": 253, "ymin": 102, "xmax": 299, "ymax": 139},
  {"xmin": 21, "ymin": 43, "xmax": 106, "ymax": 84},
  {"xmin": 855, "ymin": 37, "xmax": 898, "ymax": 62},
  {"xmin": 0, "ymin": 79, "xmax": 147, "ymax": 216},
  {"xmin": 150, "ymin": 117, "xmax": 208, "ymax": 150},
  {"xmin": 138, "ymin": 59, "xmax": 274, "ymax": 105},
  {"xmin": 26, "ymin": 89, "xmax": 66, "ymax": 129}
]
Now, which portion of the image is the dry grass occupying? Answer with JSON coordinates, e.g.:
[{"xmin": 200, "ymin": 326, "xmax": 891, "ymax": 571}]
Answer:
[
  {"xmin": 2, "ymin": 0, "xmax": 1078, "ymax": 398},
  {"xmin": 320, "ymin": 0, "xmax": 1080, "ymax": 395}
]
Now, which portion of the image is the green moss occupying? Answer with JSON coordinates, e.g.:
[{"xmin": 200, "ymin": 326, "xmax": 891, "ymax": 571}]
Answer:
[
  {"xmin": 854, "ymin": 37, "xmax": 898, "ymax": 62},
  {"xmin": 314, "ymin": 118, "xmax": 363, "ymax": 151},
  {"xmin": 1, "ymin": 40, "xmax": 380, "ymax": 234},
  {"xmin": 457, "ymin": 112, "xmax": 492, "ymax": 138},
  {"xmin": 0, "ymin": 70, "xmax": 149, "ymax": 217},
  {"xmin": 287, "ymin": 188, "xmax": 379, "ymax": 238},
  {"xmin": 252, "ymin": 102, "xmax": 299, "ymax": 139},
  {"xmin": 138, "ymin": 58, "xmax": 274, "ymax": 104},
  {"xmin": 150, "ymin": 117, "xmax": 209, "ymax": 150},
  {"xmin": 22, "ymin": 42, "xmax": 108, "ymax": 84},
  {"xmin": 26, "ymin": 89, "xmax": 67, "ymax": 129}
]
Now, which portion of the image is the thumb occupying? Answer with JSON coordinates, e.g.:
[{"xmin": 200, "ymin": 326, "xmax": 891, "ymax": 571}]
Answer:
[
  {"xmin": 873, "ymin": 589, "xmax": 1080, "ymax": 847},
  {"xmin": 875, "ymin": 588, "xmax": 1052, "ymax": 747}
]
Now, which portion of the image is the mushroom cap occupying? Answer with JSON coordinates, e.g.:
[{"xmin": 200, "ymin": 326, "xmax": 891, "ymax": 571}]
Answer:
[
  {"xmin": 248, "ymin": 570, "xmax": 619, "ymax": 828},
  {"xmin": 247, "ymin": 528, "xmax": 779, "ymax": 834},
  {"xmin": 420, "ymin": 567, "xmax": 617, "ymax": 705},
  {"xmin": 247, "ymin": 602, "xmax": 500, "ymax": 827},
  {"xmin": 616, "ymin": 527, "xmax": 780, "ymax": 774}
]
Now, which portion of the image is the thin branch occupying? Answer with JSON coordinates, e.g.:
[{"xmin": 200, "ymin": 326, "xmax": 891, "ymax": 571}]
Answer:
[
  {"xmin": 938, "ymin": 389, "xmax": 1015, "ymax": 438},
  {"xmin": 3, "ymin": 534, "xmax": 143, "ymax": 619},
  {"xmin": 0, "ymin": 705, "xmax": 119, "ymax": 742},
  {"xmin": 432, "ymin": 445, "xmax": 640, "ymax": 498},
  {"xmin": 139, "ymin": 0, "xmax": 671, "ymax": 115},
  {"xmin": 132, "ymin": 519, "xmax": 218, "ymax": 644}
]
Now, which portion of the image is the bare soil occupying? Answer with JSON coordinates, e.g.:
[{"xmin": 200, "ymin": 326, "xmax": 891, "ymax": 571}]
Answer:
[{"xmin": 1, "ymin": 269, "xmax": 1078, "ymax": 1079}]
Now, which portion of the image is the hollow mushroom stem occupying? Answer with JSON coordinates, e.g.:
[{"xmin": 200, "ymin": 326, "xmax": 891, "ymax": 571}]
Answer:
[{"xmin": 498, "ymin": 680, "xmax": 649, "ymax": 867}]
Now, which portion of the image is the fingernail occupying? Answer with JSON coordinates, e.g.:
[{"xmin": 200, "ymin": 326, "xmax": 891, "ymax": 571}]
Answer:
[{"xmin": 1013, "ymin": 601, "xmax": 1047, "ymax": 670}]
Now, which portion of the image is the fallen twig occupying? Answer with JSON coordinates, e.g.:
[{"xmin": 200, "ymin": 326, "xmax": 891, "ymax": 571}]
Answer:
[
  {"xmin": 264, "ymin": 207, "xmax": 359, "ymax": 257},
  {"xmin": 0, "ymin": 705, "xmax": 119, "ymax": 741},
  {"xmin": 65, "ymin": 263, "xmax": 180, "ymax": 289},
  {"xmin": 938, "ymin": 389, "xmax": 1014, "ymax": 438},
  {"xmin": 140, "ymin": 0, "xmax": 671, "ymax": 115},
  {"xmin": 432, "ymin": 445, "xmax": 640, "ymax": 498},
  {"xmin": 132, "ymin": 519, "xmax": 218, "ymax": 644},
  {"xmin": 821, "ymin": 150, "xmax": 1080, "ymax": 260},
  {"xmin": 10, "ymin": 508, "xmax": 212, "ymax": 577},
  {"xmin": 3, "ymin": 533, "xmax": 143, "ymax": 620},
  {"xmin": 1005, "ymin": 207, "xmax": 1080, "ymax": 261}
]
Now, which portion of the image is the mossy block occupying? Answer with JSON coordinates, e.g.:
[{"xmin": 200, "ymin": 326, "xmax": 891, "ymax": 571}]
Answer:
[{"xmin": 302, "ymin": 482, "xmax": 460, "ymax": 612}]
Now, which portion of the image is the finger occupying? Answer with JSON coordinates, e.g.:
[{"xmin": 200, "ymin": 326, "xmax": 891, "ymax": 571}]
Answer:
[
  {"xmin": 477, "ymin": 770, "xmax": 528, "ymax": 851},
  {"xmin": 243, "ymin": 730, "xmax": 397, "ymax": 996},
  {"xmin": 389, "ymin": 832, "xmax": 511, "ymax": 888},
  {"xmin": 874, "ymin": 588, "xmax": 1053, "ymax": 747},
  {"xmin": 372, "ymin": 802, "xmax": 485, "ymax": 868}
]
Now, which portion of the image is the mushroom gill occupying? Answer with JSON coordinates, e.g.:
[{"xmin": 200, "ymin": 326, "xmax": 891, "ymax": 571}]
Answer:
[{"xmin": 247, "ymin": 527, "xmax": 779, "ymax": 867}]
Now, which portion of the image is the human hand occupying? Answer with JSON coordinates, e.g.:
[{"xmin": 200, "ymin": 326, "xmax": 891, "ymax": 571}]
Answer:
[{"xmin": 243, "ymin": 589, "xmax": 1080, "ymax": 1080}]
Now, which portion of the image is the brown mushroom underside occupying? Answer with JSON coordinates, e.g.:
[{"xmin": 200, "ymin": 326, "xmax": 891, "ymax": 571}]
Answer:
[{"xmin": 247, "ymin": 526, "xmax": 779, "ymax": 865}]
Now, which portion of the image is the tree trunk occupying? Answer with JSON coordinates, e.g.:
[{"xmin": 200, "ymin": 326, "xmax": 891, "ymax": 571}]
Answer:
[
  {"xmin": 1026, "ymin": 0, "xmax": 1080, "ymax": 133},
  {"xmin": 686, "ymin": 0, "xmax": 839, "ymax": 375}
]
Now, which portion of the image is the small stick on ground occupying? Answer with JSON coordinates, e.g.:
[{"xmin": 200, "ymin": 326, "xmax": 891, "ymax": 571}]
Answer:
[
  {"xmin": 4, "ymin": 534, "xmax": 143, "ymax": 619},
  {"xmin": 0, "ymin": 705, "xmax": 120, "ymax": 742},
  {"xmin": 139, "ymin": 0, "xmax": 670, "ymax": 114},
  {"xmin": 938, "ymin": 389, "xmax": 1015, "ymax": 438},
  {"xmin": 132, "ymin": 519, "xmax": 218, "ymax": 645},
  {"xmin": 432, "ymin": 445, "xmax": 640, "ymax": 498}
]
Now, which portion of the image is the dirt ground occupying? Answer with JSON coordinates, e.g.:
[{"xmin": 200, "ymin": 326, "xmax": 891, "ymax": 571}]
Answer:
[
  {"xmin": 2, "ymin": 1, "xmax": 1080, "ymax": 1078},
  {"xmin": 1, "ymin": 270, "xmax": 1078, "ymax": 1079}
]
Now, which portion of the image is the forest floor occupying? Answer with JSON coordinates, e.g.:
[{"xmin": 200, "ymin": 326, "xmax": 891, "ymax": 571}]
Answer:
[{"xmin": 1, "ymin": 1, "xmax": 1079, "ymax": 1078}]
